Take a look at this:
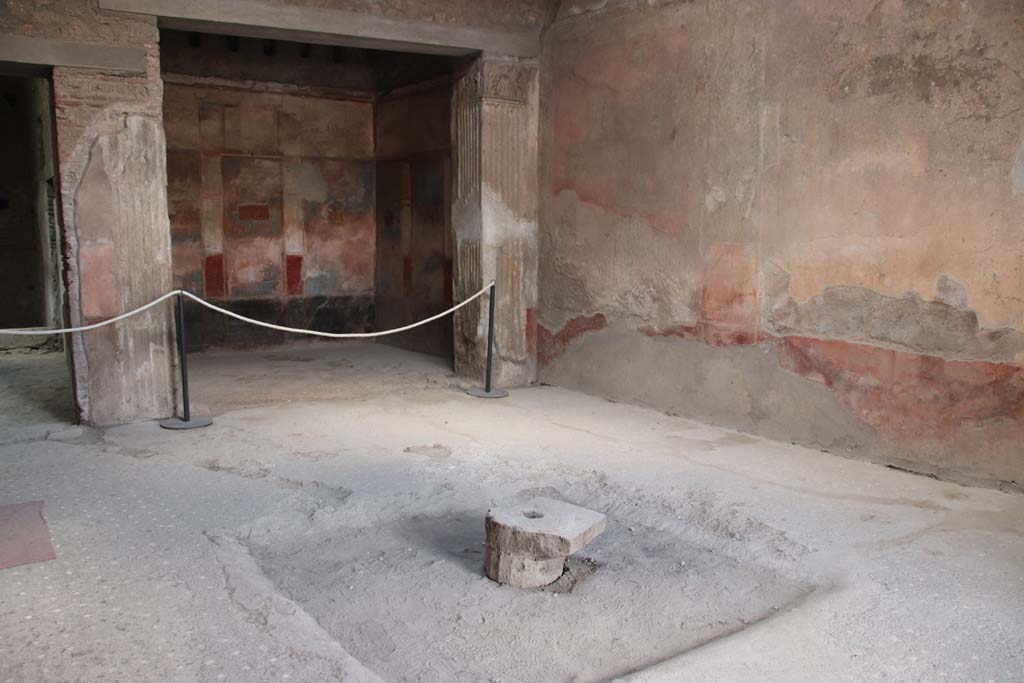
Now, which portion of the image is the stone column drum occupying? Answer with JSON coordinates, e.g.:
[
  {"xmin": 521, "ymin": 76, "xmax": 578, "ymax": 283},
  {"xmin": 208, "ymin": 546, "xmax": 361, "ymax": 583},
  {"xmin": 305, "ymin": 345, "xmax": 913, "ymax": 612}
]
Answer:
[{"xmin": 484, "ymin": 497, "xmax": 606, "ymax": 588}]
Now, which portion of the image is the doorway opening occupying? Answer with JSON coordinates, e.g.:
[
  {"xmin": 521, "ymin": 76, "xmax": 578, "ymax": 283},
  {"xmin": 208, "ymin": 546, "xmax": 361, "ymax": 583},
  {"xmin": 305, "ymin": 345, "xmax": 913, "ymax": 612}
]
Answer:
[
  {"xmin": 160, "ymin": 30, "xmax": 472, "ymax": 377},
  {"xmin": 0, "ymin": 71, "xmax": 74, "ymax": 431}
]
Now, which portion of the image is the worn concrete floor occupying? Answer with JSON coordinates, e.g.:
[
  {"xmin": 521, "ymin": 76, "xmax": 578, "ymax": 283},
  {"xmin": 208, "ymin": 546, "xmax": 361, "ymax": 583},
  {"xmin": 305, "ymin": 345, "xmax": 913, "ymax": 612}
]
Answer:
[{"xmin": 1, "ymin": 342, "xmax": 1022, "ymax": 682}]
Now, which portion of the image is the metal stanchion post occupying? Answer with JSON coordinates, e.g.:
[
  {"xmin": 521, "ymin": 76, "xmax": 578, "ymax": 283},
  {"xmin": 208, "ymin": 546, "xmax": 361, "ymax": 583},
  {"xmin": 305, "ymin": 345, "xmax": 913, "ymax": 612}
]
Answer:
[
  {"xmin": 160, "ymin": 292, "xmax": 213, "ymax": 429},
  {"xmin": 467, "ymin": 281, "xmax": 509, "ymax": 399}
]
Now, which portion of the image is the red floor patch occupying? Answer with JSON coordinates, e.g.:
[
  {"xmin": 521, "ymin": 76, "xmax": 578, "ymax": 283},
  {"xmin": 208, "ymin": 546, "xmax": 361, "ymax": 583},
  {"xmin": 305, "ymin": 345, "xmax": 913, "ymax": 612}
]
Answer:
[{"xmin": 0, "ymin": 501, "xmax": 56, "ymax": 570}]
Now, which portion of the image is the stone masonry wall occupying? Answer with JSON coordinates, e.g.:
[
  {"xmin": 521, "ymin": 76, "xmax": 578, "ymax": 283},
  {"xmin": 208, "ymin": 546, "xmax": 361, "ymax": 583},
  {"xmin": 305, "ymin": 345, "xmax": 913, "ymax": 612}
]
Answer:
[
  {"xmin": 539, "ymin": 0, "xmax": 1024, "ymax": 488},
  {"xmin": 1, "ymin": 0, "xmax": 177, "ymax": 425},
  {"xmin": 452, "ymin": 58, "xmax": 541, "ymax": 388}
]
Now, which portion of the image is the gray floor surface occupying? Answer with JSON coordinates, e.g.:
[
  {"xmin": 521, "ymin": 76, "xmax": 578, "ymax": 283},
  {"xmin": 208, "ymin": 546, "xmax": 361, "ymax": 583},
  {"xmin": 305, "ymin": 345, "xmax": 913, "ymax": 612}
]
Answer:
[{"xmin": 0, "ymin": 343, "xmax": 1021, "ymax": 682}]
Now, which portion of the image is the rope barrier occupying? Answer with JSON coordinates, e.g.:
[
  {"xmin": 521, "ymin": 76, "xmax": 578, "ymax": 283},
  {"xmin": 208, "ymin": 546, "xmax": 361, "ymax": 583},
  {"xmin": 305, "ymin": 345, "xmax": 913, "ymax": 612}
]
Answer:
[
  {"xmin": 0, "ymin": 281, "xmax": 495, "ymax": 338},
  {"xmin": 1, "ymin": 277, "xmax": 508, "ymax": 424},
  {"xmin": 180, "ymin": 283, "xmax": 492, "ymax": 339},
  {"xmin": 0, "ymin": 291, "xmax": 182, "ymax": 335}
]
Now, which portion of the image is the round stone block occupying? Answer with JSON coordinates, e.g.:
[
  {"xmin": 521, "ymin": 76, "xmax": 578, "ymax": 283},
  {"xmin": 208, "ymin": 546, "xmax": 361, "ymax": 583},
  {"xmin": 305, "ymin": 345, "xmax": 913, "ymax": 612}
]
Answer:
[{"xmin": 484, "ymin": 546, "xmax": 565, "ymax": 588}]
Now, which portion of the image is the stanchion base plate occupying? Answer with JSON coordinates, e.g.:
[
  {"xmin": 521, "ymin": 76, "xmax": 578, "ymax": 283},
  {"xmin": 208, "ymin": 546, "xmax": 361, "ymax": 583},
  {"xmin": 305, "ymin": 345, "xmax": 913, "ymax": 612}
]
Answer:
[
  {"xmin": 159, "ymin": 417, "xmax": 213, "ymax": 430},
  {"xmin": 466, "ymin": 388, "xmax": 509, "ymax": 399}
]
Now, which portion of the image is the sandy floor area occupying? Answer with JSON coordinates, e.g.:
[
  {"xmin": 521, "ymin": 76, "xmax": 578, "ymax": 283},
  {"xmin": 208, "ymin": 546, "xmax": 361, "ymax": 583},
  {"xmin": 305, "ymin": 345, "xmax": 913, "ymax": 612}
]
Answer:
[
  {"xmin": 0, "ymin": 341, "xmax": 1022, "ymax": 682},
  {"xmin": 0, "ymin": 349, "xmax": 74, "ymax": 443}
]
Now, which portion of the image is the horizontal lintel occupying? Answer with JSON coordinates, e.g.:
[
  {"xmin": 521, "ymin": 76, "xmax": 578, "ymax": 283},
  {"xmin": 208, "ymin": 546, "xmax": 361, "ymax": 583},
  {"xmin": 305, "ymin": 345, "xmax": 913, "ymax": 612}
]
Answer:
[
  {"xmin": 0, "ymin": 34, "xmax": 146, "ymax": 73},
  {"xmin": 99, "ymin": 0, "xmax": 540, "ymax": 58}
]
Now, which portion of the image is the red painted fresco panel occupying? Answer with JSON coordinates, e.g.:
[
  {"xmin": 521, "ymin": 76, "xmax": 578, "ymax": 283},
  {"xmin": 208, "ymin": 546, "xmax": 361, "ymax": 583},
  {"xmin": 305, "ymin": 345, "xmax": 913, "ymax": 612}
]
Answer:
[
  {"xmin": 238, "ymin": 204, "xmax": 271, "ymax": 221},
  {"xmin": 779, "ymin": 335, "xmax": 1024, "ymax": 440},
  {"xmin": 701, "ymin": 243, "xmax": 759, "ymax": 346},
  {"xmin": 285, "ymin": 254, "xmax": 304, "ymax": 296},
  {"xmin": 204, "ymin": 254, "xmax": 226, "ymax": 298}
]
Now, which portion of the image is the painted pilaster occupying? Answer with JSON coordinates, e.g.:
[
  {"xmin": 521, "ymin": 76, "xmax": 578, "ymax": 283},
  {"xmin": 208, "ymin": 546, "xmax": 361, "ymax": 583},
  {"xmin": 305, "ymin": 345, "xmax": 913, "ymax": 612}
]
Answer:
[
  {"xmin": 53, "ymin": 36, "xmax": 177, "ymax": 425},
  {"xmin": 452, "ymin": 57, "xmax": 539, "ymax": 387}
]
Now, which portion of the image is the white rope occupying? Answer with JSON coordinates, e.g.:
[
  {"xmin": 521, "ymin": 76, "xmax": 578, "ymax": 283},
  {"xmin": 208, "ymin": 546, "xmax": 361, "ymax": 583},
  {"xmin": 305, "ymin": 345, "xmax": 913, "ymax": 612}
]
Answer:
[
  {"xmin": 0, "ymin": 282, "xmax": 495, "ymax": 338},
  {"xmin": 0, "ymin": 291, "xmax": 182, "ymax": 335}
]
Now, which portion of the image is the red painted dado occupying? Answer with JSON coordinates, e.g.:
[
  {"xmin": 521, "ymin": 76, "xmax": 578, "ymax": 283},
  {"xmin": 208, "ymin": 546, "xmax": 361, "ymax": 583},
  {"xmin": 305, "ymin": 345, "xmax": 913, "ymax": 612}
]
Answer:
[
  {"xmin": 204, "ymin": 254, "xmax": 226, "ymax": 298},
  {"xmin": 778, "ymin": 335, "xmax": 1024, "ymax": 439},
  {"xmin": 538, "ymin": 313, "xmax": 608, "ymax": 365},
  {"xmin": 285, "ymin": 255, "xmax": 304, "ymax": 296},
  {"xmin": 701, "ymin": 243, "xmax": 759, "ymax": 346},
  {"xmin": 637, "ymin": 243, "xmax": 760, "ymax": 346}
]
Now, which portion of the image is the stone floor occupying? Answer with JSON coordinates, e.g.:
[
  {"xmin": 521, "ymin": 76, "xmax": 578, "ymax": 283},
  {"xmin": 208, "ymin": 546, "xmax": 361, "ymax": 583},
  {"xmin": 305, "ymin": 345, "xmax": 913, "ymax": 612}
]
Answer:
[
  {"xmin": 0, "ymin": 348, "xmax": 74, "ymax": 444},
  {"xmin": 0, "ymin": 342, "xmax": 1022, "ymax": 682}
]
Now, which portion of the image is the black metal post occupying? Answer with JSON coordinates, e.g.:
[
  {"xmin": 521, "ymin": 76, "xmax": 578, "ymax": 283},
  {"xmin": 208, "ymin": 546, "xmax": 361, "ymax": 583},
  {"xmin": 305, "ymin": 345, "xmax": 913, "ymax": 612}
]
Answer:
[
  {"xmin": 467, "ymin": 281, "xmax": 508, "ymax": 399},
  {"xmin": 176, "ymin": 292, "xmax": 190, "ymax": 422},
  {"xmin": 159, "ymin": 292, "xmax": 212, "ymax": 429},
  {"xmin": 484, "ymin": 281, "xmax": 495, "ymax": 394}
]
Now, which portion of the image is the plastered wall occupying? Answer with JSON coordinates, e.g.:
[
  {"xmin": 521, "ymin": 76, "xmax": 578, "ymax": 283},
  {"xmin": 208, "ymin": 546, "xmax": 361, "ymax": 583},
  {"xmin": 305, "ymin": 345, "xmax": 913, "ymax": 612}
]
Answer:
[
  {"xmin": 539, "ymin": 0, "xmax": 1024, "ymax": 488},
  {"xmin": 374, "ymin": 85, "xmax": 454, "ymax": 358},
  {"xmin": 163, "ymin": 82, "xmax": 376, "ymax": 347}
]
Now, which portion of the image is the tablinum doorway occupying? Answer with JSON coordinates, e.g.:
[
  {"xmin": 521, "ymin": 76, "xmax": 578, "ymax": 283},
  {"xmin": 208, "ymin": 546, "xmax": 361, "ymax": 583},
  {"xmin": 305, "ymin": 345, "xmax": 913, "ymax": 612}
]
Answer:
[{"xmin": 160, "ymin": 29, "xmax": 466, "ymax": 366}]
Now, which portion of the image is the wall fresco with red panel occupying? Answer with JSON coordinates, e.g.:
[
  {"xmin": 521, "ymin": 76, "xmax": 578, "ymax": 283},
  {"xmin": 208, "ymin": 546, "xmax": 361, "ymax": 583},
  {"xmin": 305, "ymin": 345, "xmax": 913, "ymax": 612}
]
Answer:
[
  {"xmin": 539, "ymin": 0, "xmax": 1024, "ymax": 488},
  {"xmin": 163, "ymin": 82, "xmax": 375, "ymax": 347}
]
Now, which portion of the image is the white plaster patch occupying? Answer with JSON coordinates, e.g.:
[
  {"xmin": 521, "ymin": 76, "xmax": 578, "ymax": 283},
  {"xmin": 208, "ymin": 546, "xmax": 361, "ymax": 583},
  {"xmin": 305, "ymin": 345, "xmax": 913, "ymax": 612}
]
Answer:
[
  {"xmin": 481, "ymin": 185, "xmax": 536, "ymax": 243},
  {"xmin": 935, "ymin": 274, "xmax": 970, "ymax": 310},
  {"xmin": 705, "ymin": 186, "xmax": 727, "ymax": 214},
  {"xmin": 1010, "ymin": 145, "xmax": 1024, "ymax": 195},
  {"xmin": 759, "ymin": 103, "xmax": 781, "ymax": 170}
]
